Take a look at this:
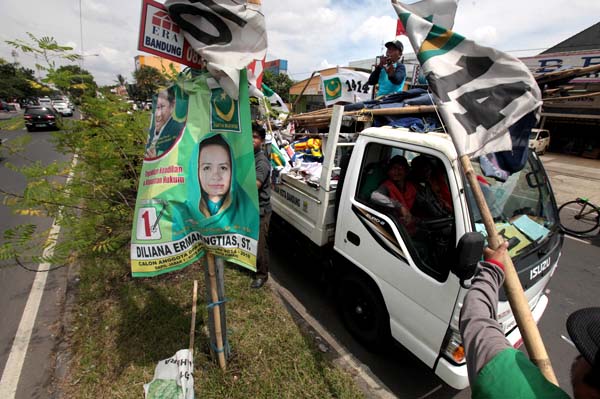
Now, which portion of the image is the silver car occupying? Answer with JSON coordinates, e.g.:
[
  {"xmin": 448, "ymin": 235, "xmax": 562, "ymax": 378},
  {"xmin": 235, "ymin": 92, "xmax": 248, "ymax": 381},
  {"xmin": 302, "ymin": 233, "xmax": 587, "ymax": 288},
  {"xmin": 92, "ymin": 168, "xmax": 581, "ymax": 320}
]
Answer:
[{"xmin": 51, "ymin": 101, "xmax": 73, "ymax": 117}]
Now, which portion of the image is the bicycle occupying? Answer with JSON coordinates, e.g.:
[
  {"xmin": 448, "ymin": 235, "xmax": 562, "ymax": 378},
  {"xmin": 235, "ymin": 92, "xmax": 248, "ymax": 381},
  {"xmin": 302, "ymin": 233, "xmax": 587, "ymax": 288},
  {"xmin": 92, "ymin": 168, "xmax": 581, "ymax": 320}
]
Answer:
[{"xmin": 558, "ymin": 197, "xmax": 600, "ymax": 235}]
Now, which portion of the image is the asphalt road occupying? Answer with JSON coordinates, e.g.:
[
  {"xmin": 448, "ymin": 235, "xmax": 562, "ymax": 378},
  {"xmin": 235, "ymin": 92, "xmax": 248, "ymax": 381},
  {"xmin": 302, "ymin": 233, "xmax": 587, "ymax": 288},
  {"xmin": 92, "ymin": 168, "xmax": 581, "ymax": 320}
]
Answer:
[
  {"xmin": 0, "ymin": 114, "xmax": 74, "ymax": 399},
  {"xmin": 269, "ymin": 227, "xmax": 599, "ymax": 398}
]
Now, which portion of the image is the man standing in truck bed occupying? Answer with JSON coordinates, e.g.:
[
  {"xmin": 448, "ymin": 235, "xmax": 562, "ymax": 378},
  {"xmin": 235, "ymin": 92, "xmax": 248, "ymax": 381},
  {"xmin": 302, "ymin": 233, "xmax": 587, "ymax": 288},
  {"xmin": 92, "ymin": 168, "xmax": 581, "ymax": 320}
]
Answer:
[{"xmin": 367, "ymin": 40, "xmax": 407, "ymax": 98}]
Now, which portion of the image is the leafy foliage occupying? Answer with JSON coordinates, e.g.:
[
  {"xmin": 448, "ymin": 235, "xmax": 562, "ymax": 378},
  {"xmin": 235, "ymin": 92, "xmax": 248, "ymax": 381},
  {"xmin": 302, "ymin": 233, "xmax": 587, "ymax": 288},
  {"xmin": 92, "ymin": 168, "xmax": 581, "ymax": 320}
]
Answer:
[
  {"xmin": 0, "ymin": 61, "xmax": 42, "ymax": 99},
  {"xmin": 132, "ymin": 66, "xmax": 168, "ymax": 101},
  {"xmin": 262, "ymin": 70, "xmax": 294, "ymax": 103},
  {"xmin": 0, "ymin": 95, "xmax": 148, "ymax": 268}
]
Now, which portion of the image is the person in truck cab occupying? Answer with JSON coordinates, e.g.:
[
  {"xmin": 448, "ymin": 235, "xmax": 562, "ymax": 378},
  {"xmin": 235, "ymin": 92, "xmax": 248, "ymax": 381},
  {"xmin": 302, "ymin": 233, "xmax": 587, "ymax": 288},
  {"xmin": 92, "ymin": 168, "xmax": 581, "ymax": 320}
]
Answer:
[
  {"xmin": 370, "ymin": 155, "xmax": 416, "ymax": 229},
  {"xmin": 409, "ymin": 155, "xmax": 453, "ymax": 220},
  {"xmin": 460, "ymin": 242, "xmax": 600, "ymax": 399}
]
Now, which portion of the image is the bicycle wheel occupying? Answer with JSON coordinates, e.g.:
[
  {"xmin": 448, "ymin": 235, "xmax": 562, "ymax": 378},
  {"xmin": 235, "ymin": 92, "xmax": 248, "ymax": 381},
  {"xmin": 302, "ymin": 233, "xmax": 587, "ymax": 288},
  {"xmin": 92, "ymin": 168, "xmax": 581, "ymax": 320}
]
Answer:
[{"xmin": 559, "ymin": 200, "xmax": 600, "ymax": 235}]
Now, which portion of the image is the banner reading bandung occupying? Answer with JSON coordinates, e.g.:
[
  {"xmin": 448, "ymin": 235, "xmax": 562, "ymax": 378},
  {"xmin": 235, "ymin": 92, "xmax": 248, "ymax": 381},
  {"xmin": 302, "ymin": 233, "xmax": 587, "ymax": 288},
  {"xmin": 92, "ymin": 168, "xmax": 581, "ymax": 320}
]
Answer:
[{"xmin": 131, "ymin": 69, "xmax": 259, "ymax": 277}]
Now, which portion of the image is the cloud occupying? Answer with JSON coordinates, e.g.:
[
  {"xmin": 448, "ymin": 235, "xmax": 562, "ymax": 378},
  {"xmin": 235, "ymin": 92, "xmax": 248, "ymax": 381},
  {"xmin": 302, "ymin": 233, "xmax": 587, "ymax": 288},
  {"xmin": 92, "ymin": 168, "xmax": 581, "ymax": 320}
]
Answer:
[{"xmin": 0, "ymin": 0, "xmax": 599, "ymax": 87}]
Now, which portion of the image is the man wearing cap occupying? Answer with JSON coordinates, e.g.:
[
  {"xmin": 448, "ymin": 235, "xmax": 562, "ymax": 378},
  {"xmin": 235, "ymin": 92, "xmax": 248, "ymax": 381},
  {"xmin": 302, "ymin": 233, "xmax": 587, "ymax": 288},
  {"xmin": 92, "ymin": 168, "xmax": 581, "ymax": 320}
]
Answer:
[
  {"xmin": 460, "ymin": 242, "xmax": 600, "ymax": 398},
  {"xmin": 367, "ymin": 40, "xmax": 407, "ymax": 98}
]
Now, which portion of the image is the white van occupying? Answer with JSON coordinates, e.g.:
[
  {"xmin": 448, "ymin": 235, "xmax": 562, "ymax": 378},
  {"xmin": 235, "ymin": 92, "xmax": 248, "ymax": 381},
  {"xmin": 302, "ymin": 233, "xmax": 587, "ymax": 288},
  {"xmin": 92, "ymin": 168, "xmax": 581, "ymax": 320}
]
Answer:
[{"xmin": 529, "ymin": 128, "xmax": 551, "ymax": 154}]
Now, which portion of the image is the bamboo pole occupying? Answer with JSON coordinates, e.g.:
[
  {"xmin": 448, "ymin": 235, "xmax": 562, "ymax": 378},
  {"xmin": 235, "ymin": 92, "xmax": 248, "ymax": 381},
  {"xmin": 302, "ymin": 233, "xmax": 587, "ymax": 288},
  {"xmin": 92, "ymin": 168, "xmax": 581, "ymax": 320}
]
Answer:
[
  {"xmin": 460, "ymin": 155, "xmax": 558, "ymax": 385},
  {"xmin": 189, "ymin": 280, "xmax": 198, "ymax": 353},
  {"xmin": 206, "ymin": 253, "xmax": 226, "ymax": 370}
]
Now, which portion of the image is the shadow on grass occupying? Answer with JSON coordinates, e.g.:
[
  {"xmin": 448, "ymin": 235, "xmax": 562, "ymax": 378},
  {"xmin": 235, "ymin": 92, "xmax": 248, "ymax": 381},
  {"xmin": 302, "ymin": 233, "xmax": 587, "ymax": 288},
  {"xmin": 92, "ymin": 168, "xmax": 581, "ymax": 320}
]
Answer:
[{"xmin": 102, "ymin": 263, "xmax": 209, "ymax": 375}]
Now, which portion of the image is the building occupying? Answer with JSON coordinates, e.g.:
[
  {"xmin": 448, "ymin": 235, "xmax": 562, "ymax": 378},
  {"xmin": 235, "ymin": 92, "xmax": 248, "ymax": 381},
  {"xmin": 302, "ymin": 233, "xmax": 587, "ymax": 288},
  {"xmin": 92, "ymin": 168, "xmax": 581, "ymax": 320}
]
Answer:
[
  {"xmin": 521, "ymin": 22, "xmax": 600, "ymax": 158},
  {"xmin": 134, "ymin": 55, "xmax": 181, "ymax": 74},
  {"xmin": 265, "ymin": 59, "xmax": 288, "ymax": 75}
]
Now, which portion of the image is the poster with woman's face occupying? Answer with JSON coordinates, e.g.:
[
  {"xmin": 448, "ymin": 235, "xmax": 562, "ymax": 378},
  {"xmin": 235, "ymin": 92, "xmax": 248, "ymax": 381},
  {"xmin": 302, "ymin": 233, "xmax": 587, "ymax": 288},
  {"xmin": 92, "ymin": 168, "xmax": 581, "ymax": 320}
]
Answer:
[{"xmin": 131, "ymin": 70, "xmax": 259, "ymax": 278}]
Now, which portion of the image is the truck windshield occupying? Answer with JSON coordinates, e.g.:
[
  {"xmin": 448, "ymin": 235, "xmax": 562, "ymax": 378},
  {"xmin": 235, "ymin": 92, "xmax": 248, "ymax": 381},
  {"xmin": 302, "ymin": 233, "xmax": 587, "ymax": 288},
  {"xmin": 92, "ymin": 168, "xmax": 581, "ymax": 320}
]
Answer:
[{"xmin": 464, "ymin": 153, "xmax": 558, "ymax": 256}]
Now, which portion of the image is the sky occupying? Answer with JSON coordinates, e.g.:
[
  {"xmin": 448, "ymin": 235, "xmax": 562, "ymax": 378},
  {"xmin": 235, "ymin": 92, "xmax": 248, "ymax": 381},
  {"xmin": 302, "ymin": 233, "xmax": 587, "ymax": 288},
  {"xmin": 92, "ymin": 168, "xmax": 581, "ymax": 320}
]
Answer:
[{"xmin": 0, "ymin": 0, "xmax": 598, "ymax": 87}]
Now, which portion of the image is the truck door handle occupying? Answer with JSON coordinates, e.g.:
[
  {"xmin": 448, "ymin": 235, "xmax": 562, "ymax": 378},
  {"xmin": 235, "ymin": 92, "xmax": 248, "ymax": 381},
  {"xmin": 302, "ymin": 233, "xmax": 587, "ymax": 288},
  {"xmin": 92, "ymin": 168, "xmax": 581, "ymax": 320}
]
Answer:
[{"xmin": 346, "ymin": 231, "xmax": 360, "ymax": 246}]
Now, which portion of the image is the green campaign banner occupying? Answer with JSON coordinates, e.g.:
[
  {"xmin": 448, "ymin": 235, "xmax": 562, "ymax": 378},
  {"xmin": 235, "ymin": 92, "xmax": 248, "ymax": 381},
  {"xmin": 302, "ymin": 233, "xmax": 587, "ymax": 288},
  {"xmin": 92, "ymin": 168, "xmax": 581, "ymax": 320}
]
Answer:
[{"xmin": 131, "ymin": 69, "xmax": 259, "ymax": 277}]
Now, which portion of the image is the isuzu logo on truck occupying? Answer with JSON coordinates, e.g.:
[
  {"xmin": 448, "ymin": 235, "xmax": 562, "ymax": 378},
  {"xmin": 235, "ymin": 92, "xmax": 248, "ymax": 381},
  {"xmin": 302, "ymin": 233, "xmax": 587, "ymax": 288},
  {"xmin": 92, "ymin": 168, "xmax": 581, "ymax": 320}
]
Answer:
[{"xmin": 530, "ymin": 257, "xmax": 551, "ymax": 281}]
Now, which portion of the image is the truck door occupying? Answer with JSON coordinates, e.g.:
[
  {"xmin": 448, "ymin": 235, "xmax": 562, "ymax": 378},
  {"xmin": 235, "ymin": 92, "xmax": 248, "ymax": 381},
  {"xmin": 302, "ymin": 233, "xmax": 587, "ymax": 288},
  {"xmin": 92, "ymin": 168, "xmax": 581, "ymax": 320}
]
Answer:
[{"xmin": 335, "ymin": 140, "xmax": 465, "ymax": 368}]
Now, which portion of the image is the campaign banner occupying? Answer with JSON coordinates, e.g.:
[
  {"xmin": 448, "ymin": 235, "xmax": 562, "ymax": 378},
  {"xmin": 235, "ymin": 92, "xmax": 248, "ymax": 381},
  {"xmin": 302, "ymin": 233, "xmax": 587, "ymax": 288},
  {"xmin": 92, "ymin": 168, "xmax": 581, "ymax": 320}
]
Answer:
[
  {"xmin": 321, "ymin": 69, "xmax": 372, "ymax": 106},
  {"xmin": 138, "ymin": 0, "xmax": 204, "ymax": 69},
  {"xmin": 131, "ymin": 69, "xmax": 259, "ymax": 277}
]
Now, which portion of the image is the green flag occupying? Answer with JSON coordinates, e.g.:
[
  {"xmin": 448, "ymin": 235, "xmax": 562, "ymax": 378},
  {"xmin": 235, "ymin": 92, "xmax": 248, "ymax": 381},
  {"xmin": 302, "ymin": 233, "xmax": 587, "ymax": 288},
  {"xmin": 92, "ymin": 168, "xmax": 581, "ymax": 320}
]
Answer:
[{"xmin": 131, "ymin": 69, "xmax": 259, "ymax": 277}]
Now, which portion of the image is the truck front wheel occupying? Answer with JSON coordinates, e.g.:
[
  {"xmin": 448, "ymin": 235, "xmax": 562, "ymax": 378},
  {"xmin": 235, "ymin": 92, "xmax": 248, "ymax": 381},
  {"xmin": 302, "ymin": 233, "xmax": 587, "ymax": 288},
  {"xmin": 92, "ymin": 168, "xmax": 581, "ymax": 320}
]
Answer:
[{"xmin": 337, "ymin": 273, "xmax": 390, "ymax": 351}]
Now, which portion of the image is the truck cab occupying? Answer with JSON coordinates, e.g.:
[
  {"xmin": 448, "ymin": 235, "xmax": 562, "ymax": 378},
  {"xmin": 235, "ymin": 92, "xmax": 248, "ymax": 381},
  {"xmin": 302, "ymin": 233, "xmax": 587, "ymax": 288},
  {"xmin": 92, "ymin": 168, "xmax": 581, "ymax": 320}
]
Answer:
[{"xmin": 272, "ymin": 106, "xmax": 562, "ymax": 389}]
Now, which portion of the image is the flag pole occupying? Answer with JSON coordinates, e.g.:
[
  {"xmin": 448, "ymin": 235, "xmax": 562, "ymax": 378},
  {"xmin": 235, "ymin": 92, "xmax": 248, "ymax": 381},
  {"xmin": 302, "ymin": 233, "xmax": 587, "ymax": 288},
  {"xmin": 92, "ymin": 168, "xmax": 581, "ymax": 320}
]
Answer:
[
  {"xmin": 460, "ymin": 154, "xmax": 558, "ymax": 385},
  {"xmin": 206, "ymin": 253, "xmax": 227, "ymax": 370},
  {"xmin": 189, "ymin": 280, "xmax": 198, "ymax": 353}
]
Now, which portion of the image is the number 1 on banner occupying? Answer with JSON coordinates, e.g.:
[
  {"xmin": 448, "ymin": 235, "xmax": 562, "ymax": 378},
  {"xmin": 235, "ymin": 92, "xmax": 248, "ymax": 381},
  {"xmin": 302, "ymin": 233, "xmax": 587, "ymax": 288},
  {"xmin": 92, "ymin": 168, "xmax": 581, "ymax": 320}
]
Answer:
[{"xmin": 136, "ymin": 207, "xmax": 162, "ymax": 240}]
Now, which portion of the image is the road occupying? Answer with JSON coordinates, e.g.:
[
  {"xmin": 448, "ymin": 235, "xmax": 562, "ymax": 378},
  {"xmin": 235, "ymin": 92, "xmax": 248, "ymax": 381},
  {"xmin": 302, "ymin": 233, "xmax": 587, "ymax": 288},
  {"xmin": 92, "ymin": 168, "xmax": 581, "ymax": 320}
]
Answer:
[
  {"xmin": 269, "ymin": 224, "xmax": 599, "ymax": 398},
  {"xmin": 0, "ymin": 114, "xmax": 73, "ymax": 399}
]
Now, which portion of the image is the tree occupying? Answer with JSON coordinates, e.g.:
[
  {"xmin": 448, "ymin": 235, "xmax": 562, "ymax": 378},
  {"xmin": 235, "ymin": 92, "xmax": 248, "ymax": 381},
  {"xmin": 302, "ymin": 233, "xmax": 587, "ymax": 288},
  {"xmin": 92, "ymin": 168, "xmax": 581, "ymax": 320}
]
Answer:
[
  {"xmin": 52, "ymin": 65, "xmax": 97, "ymax": 100},
  {"xmin": 0, "ymin": 61, "xmax": 42, "ymax": 99},
  {"xmin": 6, "ymin": 33, "xmax": 81, "ymax": 78},
  {"xmin": 132, "ymin": 66, "xmax": 167, "ymax": 101},
  {"xmin": 262, "ymin": 70, "xmax": 294, "ymax": 103},
  {"xmin": 115, "ymin": 74, "xmax": 127, "ymax": 86}
]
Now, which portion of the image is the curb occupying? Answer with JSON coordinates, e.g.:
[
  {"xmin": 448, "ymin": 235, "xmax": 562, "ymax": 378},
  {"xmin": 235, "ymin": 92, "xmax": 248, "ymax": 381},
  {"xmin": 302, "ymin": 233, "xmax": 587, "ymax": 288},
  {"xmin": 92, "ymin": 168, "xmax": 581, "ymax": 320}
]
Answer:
[{"xmin": 268, "ymin": 277, "xmax": 397, "ymax": 399}]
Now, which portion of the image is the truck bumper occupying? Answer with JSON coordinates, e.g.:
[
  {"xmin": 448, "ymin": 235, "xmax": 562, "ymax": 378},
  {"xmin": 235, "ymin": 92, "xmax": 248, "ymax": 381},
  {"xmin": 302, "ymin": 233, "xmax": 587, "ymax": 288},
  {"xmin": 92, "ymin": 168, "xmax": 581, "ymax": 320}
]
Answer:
[{"xmin": 434, "ymin": 294, "xmax": 549, "ymax": 390}]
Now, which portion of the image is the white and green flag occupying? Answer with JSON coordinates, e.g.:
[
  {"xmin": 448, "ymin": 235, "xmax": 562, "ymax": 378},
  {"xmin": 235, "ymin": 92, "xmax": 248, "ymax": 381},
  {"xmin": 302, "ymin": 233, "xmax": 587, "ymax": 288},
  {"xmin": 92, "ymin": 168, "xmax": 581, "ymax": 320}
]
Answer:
[
  {"xmin": 261, "ymin": 83, "xmax": 289, "ymax": 114},
  {"xmin": 392, "ymin": 0, "xmax": 541, "ymax": 158},
  {"xmin": 165, "ymin": 0, "xmax": 267, "ymax": 100},
  {"xmin": 394, "ymin": 0, "xmax": 457, "ymax": 35},
  {"xmin": 321, "ymin": 68, "xmax": 372, "ymax": 106}
]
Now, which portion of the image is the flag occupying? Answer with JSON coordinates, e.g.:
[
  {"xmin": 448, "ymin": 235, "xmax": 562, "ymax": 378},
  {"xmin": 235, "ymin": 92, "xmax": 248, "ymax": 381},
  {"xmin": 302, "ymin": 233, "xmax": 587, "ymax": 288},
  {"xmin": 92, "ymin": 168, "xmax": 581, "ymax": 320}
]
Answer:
[
  {"xmin": 320, "ymin": 68, "xmax": 373, "ymax": 106},
  {"xmin": 394, "ymin": 0, "xmax": 457, "ymax": 37},
  {"xmin": 248, "ymin": 57, "xmax": 266, "ymax": 98},
  {"xmin": 391, "ymin": 0, "xmax": 541, "ymax": 160},
  {"xmin": 262, "ymin": 83, "xmax": 289, "ymax": 114},
  {"xmin": 165, "ymin": 0, "xmax": 267, "ymax": 100},
  {"xmin": 131, "ymin": 70, "xmax": 259, "ymax": 277}
]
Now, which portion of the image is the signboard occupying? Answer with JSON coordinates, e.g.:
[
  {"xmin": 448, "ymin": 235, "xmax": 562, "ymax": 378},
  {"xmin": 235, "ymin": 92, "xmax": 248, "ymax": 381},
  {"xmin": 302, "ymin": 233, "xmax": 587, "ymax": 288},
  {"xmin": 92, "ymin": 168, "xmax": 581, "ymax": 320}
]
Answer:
[
  {"xmin": 131, "ymin": 70, "xmax": 259, "ymax": 277},
  {"xmin": 521, "ymin": 50, "xmax": 600, "ymax": 83},
  {"xmin": 138, "ymin": 0, "xmax": 204, "ymax": 69}
]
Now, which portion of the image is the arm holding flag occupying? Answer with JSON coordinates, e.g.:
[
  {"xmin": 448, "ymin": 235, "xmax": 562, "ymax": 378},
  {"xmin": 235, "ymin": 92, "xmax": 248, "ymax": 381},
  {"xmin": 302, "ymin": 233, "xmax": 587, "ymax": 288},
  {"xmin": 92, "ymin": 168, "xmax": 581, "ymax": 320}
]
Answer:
[{"xmin": 391, "ymin": 0, "xmax": 557, "ymax": 385}]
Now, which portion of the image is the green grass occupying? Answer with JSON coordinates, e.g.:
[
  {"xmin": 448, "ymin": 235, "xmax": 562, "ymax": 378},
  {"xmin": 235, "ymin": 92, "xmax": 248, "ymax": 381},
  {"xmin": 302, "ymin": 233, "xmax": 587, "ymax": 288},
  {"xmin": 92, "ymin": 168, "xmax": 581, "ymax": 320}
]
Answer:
[
  {"xmin": 60, "ymin": 253, "xmax": 364, "ymax": 398},
  {"xmin": 0, "ymin": 115, "xmax": 24, "ymax": 131}
]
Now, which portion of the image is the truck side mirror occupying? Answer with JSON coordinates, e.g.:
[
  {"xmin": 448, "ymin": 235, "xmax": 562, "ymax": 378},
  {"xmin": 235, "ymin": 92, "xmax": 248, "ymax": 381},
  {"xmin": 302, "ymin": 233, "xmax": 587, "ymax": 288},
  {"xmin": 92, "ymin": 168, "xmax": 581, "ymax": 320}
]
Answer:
[{"xmin": 452, "ymin": 232, "xmax": 485, "ymax": 288}]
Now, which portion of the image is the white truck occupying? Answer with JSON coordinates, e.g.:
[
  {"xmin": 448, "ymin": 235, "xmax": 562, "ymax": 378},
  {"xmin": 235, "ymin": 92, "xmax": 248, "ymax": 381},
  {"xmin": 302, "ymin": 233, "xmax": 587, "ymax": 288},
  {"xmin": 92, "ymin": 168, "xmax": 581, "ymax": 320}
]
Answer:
[{"xmin": 271, "ymin": 105, "xmax": 563, "ymax": 389}]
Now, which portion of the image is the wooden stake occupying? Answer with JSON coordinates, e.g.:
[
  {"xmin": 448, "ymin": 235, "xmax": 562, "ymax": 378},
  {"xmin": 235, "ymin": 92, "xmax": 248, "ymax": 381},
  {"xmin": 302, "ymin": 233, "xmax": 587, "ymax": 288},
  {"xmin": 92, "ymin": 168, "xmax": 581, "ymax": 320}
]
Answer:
[
  {"xmin": 206, "ymin": 253, "xmax": 226, "ymax": 370},
  {"xmin": 460, "ymin": 155, "xmax": 558, "ymax": 385},
  {"xmin": 189, "ymin": 280, "xmax": 198, "ymax": 353}
]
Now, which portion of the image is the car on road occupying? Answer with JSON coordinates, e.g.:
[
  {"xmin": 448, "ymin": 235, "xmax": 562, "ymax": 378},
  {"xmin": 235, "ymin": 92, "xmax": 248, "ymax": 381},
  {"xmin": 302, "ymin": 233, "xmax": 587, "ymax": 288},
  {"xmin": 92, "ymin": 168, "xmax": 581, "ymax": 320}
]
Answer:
[
  {"xmin": 51, "ymin": 101, "xmax": 73, "ymax": 117},
  {"xmin": 24, "ymin": 106, "xmax": 62, "ymax": 132},
  {"xmin": 529, "ymin": 128, "xmax": 551, "ymax": 154}
]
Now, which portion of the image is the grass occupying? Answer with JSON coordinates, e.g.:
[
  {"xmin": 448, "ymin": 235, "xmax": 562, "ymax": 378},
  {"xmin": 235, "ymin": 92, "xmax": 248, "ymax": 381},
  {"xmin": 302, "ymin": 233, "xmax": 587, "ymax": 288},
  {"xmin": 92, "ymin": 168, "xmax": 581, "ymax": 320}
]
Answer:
[
  {"xmin": 0, "ymin": 114, "xmax": 24, "ymax": 131},
  {"xmin": 60, "ymin": 252, "xmax": 364, "ymax": 398}
]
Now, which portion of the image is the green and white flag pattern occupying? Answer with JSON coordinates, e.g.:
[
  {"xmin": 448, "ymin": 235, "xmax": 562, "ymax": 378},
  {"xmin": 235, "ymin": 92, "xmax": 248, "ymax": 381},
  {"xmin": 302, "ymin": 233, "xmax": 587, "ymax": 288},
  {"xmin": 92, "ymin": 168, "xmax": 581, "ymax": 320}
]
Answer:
[
  {"xmin": 320, "ymin": 69, "xmax": 372, "ymax": 107},
  {"xmin": 392, "ymin": 0, "xmax": 541, "ymax": 158}
]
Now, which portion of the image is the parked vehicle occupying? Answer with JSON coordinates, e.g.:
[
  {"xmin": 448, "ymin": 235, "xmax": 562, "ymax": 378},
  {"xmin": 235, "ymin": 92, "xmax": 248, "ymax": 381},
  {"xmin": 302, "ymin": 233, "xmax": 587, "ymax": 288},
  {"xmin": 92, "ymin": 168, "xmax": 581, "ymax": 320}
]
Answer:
[
  {"xmin": 24, "ymin": 106, "xmax": 62, "ymax": 131},
  {"xmin": 51, "ymin": 101, "xmax": 73, "ymax": 117},
  {"xmin": 38, "ymin": 97, "xmax": 53, "ymax": 107},
  {"xmin": 529, "ymin": 128, "xmax": 551, "ymax": 154},
  {"xmin": 271, "ymin": 106, "xmax": 563, "ymax": 389}
]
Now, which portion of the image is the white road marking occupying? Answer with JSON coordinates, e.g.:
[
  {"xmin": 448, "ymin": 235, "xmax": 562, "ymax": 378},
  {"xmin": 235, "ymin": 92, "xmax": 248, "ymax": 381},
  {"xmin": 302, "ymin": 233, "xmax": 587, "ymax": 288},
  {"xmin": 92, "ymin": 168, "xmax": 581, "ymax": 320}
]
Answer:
[
  {"xmin": 0, "ymin": 154, "xmax": 78, "ymax": 398},
  {"xmin": 565, "ymin": 235, "xmax": 592, "ymax": 245}
]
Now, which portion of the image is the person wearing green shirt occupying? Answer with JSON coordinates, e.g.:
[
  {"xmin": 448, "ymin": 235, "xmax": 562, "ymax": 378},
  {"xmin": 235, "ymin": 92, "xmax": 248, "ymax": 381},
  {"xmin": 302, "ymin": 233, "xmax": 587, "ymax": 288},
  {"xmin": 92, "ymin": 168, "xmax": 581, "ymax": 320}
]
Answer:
[{"xmin": 460, "ymin": 242, "xmax": 600, "ymax": 399}]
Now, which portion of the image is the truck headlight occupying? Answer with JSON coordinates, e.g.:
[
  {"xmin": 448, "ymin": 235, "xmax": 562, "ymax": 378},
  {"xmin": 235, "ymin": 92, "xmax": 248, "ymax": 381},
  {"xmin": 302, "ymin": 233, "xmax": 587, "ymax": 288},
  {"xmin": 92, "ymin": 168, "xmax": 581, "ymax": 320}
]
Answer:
[{"xmin": 442, "ymin": 329, "xmax": 465, "ymax": 364}]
